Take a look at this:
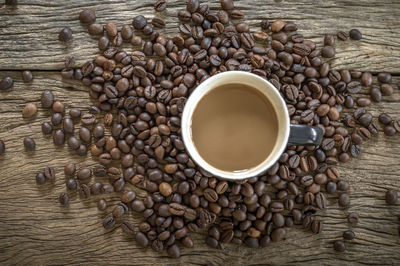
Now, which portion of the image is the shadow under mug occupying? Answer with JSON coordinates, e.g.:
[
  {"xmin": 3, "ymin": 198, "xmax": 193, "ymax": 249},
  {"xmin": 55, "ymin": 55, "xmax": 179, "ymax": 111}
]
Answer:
[{"xmin": 182, "ymin": 71, "xmax": 323, "ymax": 181}]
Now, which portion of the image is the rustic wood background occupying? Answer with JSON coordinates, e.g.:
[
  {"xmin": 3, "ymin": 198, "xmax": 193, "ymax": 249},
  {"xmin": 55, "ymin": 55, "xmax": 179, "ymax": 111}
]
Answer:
[{"xmin": 0, "ymin": 0, "xmax": 400, "ymax": 265}]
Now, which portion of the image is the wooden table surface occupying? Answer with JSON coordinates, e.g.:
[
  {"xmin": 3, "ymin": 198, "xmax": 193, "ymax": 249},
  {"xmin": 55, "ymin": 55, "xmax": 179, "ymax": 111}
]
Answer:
[{"xmin": 1, "ymin": 0, "xmax": 400, "ymax": 265}]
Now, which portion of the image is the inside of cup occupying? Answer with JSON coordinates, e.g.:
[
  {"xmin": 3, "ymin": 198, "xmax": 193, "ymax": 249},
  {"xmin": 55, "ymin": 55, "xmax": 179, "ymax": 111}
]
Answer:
[{"xmin": 182, "ymin": 71, "xmax": 290, "ymax": 181}]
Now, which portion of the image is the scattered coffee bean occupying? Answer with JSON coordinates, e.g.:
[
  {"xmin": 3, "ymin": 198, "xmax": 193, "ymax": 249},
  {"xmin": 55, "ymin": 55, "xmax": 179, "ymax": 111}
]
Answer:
[
  {"xmin": 121, "ymin": 221, "xmax": 135, "ymax": 235},
  {"xmin": 343, "ymin": 230, "xmax": 355, "ymax": 240},
  {"xmin": 220, "ymin": 0, "xmax": 234, "ymax": 10},
  {"xmin": 53, "ymin": 129, "xmax": 65, "ymax": 146},
  {"xmin": 66, "ymin": 178, "xmax": 77, "ymax": 190},
  {"xmin": 22, "ymin": 103, "xmax": 37, "ymax": 118},
  {"xmin": 384, "ymin": 125, "xmax": 396, "ymax": 136},
  {"xmin": 0, "ymin": 76, "xmax": 14, "ymax": 90},
  {"xmin": 333, "ymin": 240, "xmax": 346, "ymax": 252},
  {"xmin": 88, "ymin": 23, "xmax": 104, "ymax": 35},
  {"xmin": 98, "ymin": 198, "xmax": 107, "ymax": 211},
  {"xmin": 132, "ymin": 15, "xmax": 147, "ymax": 30},
  {"xmin": 59, "ymin": 27, "xmax": 73, "ymax": 42},
  {"xmin": 338, "ymin": 193, "xmax": 350, "ymax": 207},
  {"xmin": 23, "ymin": 137, "xmax": 36, "ymax": 151},
  {"xmin": 349, "ymin": 29, "xmax": 362, "ymax": 40},
  {"xmin": 152, "ymin": 17, "xmax": 165, "ymax": 28},
  {"xmin": 377, "ymin": 72, "xmax": 392, "ymax": 83},
  {"xmin": 44, "ymin": 167, "xmax": 55, "ymax": 181},
  {"xmin": 69, "ymin": 109, "xmax": 81, "ymax": 119},
  {"xmin": 337, "ymin": 31, "xmax": 348, "ymax": 41},
  {"xmin": 59, "ymin": 192, "xmax": 70, "ymax": 206},
  {"xmin": 41, "ymin": 122, "xmax": 53, "ymax": 134},
  {"xmin": 347, "ymin": 212, "xmax": 359, "ymax": 224},
  {"xmin": 22, "ymin": 70, "xmax": 33, "ymax": 83},
  {"xmin": 36, "ymin": 172, "xmax": 46, "ymax": 184},
  {"xmin": 154, "ymin": 0, "xmax": 167, "ymax": 12},
  {"xmin": 79, "ymin": 9, "xmax": 96, "ymax": 24},
  {"xmin": 380, "ymin": 84, "xmax": 393, "ymax": 96},
  {"xmin": 52, "ymin": 101, "xmax": 65, "ymax": 113},
  {"xmin": 378, "ymin": 113, "xmax": 392, "ymax": 125},
  {"xmin": 385, "ymin": 189, "xmax": 398, "ymax": 205},
  {"xmin": 0, "ymin": 139, "xmax": 5, "ymax": 156}
]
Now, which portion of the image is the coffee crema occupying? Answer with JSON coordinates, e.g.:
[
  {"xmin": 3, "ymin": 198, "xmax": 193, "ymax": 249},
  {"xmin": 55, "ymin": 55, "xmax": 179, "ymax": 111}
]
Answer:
[{"xmin": 191, "ymin": 83, "xmax": 279, "ymax": 172}]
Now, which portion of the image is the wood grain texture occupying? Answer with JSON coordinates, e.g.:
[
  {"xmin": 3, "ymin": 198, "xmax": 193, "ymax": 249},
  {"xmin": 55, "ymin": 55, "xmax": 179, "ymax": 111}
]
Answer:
[
  {"xmin": 0, "ymin": 0, "xmax": 400, "ymax": 72},
  {"xmin": 0, "ymin": 0, "xmax": 400, "ymax": 265}
]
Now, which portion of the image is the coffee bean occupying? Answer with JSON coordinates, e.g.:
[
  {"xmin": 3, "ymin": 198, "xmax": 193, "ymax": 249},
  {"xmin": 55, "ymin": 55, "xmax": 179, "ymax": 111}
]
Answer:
[
  {"xmin": 121, "ymin": 221, "xmax": 135, "ymax": 236},
  {"xmin": 40, "ymin": 90, "xmax": 54, "ymax": 108},
  {"xmin": 22, "ymin": 70, "xmax": 33, "ymax": 83},
  {"xmin": 349, "ymin": 29, "xmax": 362, "ymax": 40},
  {"xmin": 77, "ymin": 168, "xmax": 92, "ymax": 182},
  {"xmin": 22, "ymin": 103, "xmax": 37, "ymax": 118},
  {"xmin": 152, "ymin": 17, "xmax": 165, "ymax": 28},
  {"xmin": 52, "ymin": 101, "xmax": 65, "ymax": 113},
  {"xmin": 343, "ymin": 230, "xmax": 355, "ymax": 240},
  {"xmin": 357, "ymin": 97, "xmax": 371, "ymax": 107},
  {"xmin": 384, "ymin": 125, "xmax": 396, "ymax": 136},
  {"xmin": 385, "ymin": 189, "xmax": 398, "ymax": 205},
  {"xmin": 51, "ymin": 113, "xmax": 63, "ymax": 126},
  {"xmin": 69, "ymin": 109, "xmax": 81, "ymax": 118},
  {"xmin": 358, "ymin": 113, "xmax": 372, "ymax": 127},
  {"xmin": 79, "ymin": 184, "xmax": 91, "ymax": 199},
  {"xmin": 324, "ymin": 34, "xmax": 335, "ymax": 46},
  {"xmin": 105, "ymin": 22, "xmax": 117, "ymax": 37},
  {"xmin": 334, "ymin": 240, "xmax": 346, "ymax": 252},
  {"xmin": 220, "ymin": 0, "xmax": 234, "ymax": 10},
  {"xmin": 337, "ymin": 31, "xmax": 348, "ymax": 41},
  {"xmin": 66, "ymin": 178, "xmax": 77, "ymax": 190},
  {"xmin": 321, "ymin": 46, "xmax": 335, "ymax": 58},
  {"xmin": 311, "ymin": 220, "xmax": 323, "ymax": 234},
  {"xmin": 88, "ymin": 23, "xmax": 103, "ymax": 35},
  {"xmin": 271, "ymin": 228, "xmax": 286, "ymax": 242},
  {"xmin": 154, "ymin": 0, "xmax": 166, "ymax": 12},
  {"xmin": 36, "ymin": 172, "xmax": 46, "ymax": 184},
  {"xmin": 167, "ymin": 244, "xmax": 180, "ymax": 258},
  {"xmin": 103, "ymin": 214, "xmax": 115, "ymax": 229},
  {"xmin": 377, "ymin": 72, "xmax": 392, "ymax": 83},
  {"xmin": 59, "ymin": 27, "xmax": 72, "ymax": 42},
  {"xmin": 204, "ymin": 188, "xmax": 218, "ymax": 202},
  {"xmin": 230, "ymin": 9, "xmax": 244, "ymax": 20},
  {"xmin": 253, "ymin": 31, "xmax": 268, "ymax": 42},
  {"xmin": 79, "ymin": 9, "xmax": 96, "ymax": 24},
  {"xmin": 41, "ymin": 122, "xmax": 52, "ymax": 134},
  {"xmin": 271, "ymin": 20, "xmax": 286, "ymax": 32},
  {"xmin": 361, "ymin": 72, "xmax": 372, "ymax": 86},
  {"xmin": 393, "ymin": 120, "xmax": 400, "ymax": 133},
  {"xmin": 58, "ymin": 192, "xmax": 70, "ymax": 206},
  {"xmin": 338, "ymin": 193, "xmax": 350, "ymax": 207},
  {"xmin": 53, "ymin": 129, "xmax": 65, "ymax": 146},
  {"xmin": 23, "ymin": 137, "xmax": 36, "ymax": 151},
  {"xmin": 381, "ymin": 84, "xmax": 393, "ymax": 96},
  {"xmin": 0, "ymin": 76, "xmax": 14, "ymax": 90},
  {"xmin": 81, "ymin": 113, "xmax": 96, "ymax": 125},
  {"xmin": 135, "ymin": 232, "xmax": 149, "ymax": 247},
  {"xmin": 44, "ymin": 167, "xmax": 55, "ymax": 181},
  {"xmin": 132, "ymin": 15, "xmax": 147, "ymax": 30},
  {"xmin": 378, "ymin": 113, "xmax": 392, "ymax": 125},
  {"xmin": 97, "ymin": 199, "xmax": 107, "ymax": 211},
  {"xmin": 0, "ymin": 139, "xmax": 5, "ymax": 156},
  {"xmin": 347, "ymin": 212, "xmax": 359, "ymax": 224}
]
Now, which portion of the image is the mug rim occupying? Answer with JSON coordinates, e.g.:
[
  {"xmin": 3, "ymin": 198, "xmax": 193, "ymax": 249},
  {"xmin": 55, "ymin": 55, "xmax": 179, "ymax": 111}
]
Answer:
[{"xmin": 181, "ymin": 71, "xmax": 290, "ymax": 181}]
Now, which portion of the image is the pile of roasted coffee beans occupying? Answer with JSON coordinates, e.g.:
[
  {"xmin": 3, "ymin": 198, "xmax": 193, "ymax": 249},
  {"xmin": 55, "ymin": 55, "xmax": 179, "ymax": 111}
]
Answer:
[{"xmin": 0, "ymin": 0, "xmax": 399, "ymax": 259}]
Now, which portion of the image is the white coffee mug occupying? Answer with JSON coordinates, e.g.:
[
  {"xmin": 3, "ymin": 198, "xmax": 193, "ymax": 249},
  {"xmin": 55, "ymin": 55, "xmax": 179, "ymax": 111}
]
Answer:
[{"xmin": 182, "ymin": 71, "xmax": 323, "ymax": 181}]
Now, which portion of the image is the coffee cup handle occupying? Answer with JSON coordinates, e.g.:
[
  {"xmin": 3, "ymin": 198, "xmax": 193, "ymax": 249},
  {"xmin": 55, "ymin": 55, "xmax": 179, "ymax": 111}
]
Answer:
[{"xmin": 288, "ymin": 124, "xmax": 324, "ymax": 146}]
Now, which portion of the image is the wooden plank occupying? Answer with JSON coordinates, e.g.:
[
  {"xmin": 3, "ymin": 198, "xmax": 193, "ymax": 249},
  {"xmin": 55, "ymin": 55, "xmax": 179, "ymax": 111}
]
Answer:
[
  {"xmin": 0, "ymin": 0, "xmax": 400, "ymax": 72},
  {"xmin": 0, "ymin": 71, "xmax": 399, "ymax": 265}
]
